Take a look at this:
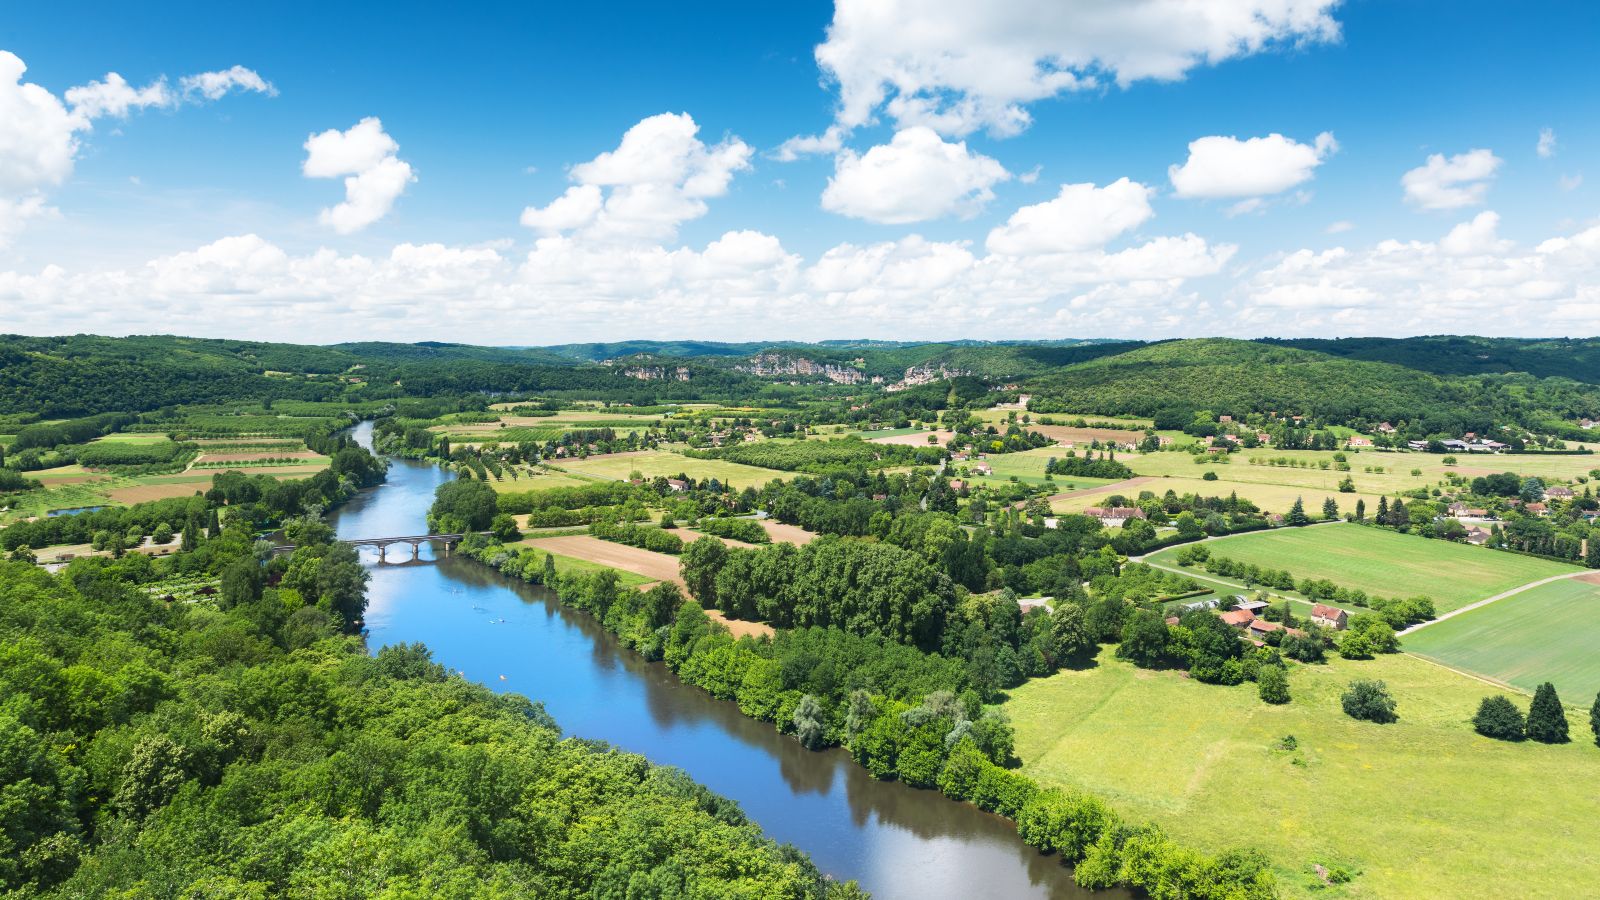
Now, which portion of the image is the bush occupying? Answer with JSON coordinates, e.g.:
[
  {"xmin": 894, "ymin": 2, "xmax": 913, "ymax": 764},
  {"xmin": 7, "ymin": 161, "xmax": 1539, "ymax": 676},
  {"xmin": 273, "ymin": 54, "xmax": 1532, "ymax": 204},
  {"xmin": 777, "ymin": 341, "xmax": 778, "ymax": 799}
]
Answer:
[
  {"xmin": 1258, "ymin": 665, "xmax": 1290, "ymax": 704},
  {"xmin": 1341, "ymin": 679, "xmax": 1397, "ymax": 723},
  {"xmin": 1473, "ymin": 695, "xmax": 1525, "ymax": 741},
  {"xmin": 695, "ymin": 516, "xmax": 771, "ymax": 544}
]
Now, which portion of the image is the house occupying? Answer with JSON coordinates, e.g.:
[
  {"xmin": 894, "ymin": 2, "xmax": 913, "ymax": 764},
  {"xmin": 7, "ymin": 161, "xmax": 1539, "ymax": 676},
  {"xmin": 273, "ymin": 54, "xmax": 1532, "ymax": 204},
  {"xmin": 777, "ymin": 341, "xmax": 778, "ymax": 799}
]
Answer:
[
  {"xmin": 1220, "ymin": 609, "xmax": 1256, "ymax": 628},
  {"xmin": 1165, "ymin": 616, "xmax": 1181, "ymax": 627},
  {"xmin": 1083, "ymin": 506, "xmax": 1146, "ymax": 527},
  {"xmin": 1017, "ymin": 597, "xmax": 1053, "ymax": 614},
  {"xmin": 1582, "ymin": 418, "xmax": 1597, "ymax": 430},
  {"xmin": 1546, "ymin": 486, "xmax": 1575, "ymax": 500},
  {"xmin": 1465, "ymin": 526, "xmax": 1493, "ymax": 545},
  {"xmin": 1524, "ymin": 502, "xmax": 1548, "ymax": 516},
  {"xmin": 1347, "ymin": 436, "xmax": 1373, "ymax": 448},
  {"xmin": 1256, "ymin": 432, "xmax": 1271, "ymax": 444},
  {"xmin": 1157, "ymin": 436, "xmax": 1175, "ymax": 447},
  {"xmin": 665, "ymin": 478, "xmax": 689, "ymax": 492},
  {"xmin": 949, "ymin": 479, "xmax": 966, "ymax": 491},
  {"xmin": 1249, "ymin": 619, "xmax": 1283, "ymax": 636},
  {"xmin": 1310, "ymin": 604, "xmax": 1348, "ymax": 630},
  {"xmin": 1447, "ymin": 502, "xmax": 1489, "ymax": 518},
  {"xmin": 1377, "ymin": 422, "xmax": 1396, "ymax": 434},
  {"xmin": 972, "ymin": 463, "xmax": 993, "ymax": 476},
  {"xmin": 1219, "ymin": 415, "xmax": 1233, "ymax": 423}
]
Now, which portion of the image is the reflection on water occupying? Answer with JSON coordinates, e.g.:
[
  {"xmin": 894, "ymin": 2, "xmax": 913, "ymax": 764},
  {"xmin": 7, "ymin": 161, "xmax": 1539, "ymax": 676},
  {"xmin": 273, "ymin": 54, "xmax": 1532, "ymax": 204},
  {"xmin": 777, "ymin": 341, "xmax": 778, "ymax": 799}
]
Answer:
[{"xmin": 336, "ymin": 422, "xmax": 1099, "ymax": 899}]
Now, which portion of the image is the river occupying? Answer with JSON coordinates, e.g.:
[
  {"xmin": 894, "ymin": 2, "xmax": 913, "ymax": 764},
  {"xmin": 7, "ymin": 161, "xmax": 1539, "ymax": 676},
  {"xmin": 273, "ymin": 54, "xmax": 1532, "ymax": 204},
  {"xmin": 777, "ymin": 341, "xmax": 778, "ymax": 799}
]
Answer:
[{"xmin": 334, "ymin": 422, "xmax": 1093, "ymax": 899}]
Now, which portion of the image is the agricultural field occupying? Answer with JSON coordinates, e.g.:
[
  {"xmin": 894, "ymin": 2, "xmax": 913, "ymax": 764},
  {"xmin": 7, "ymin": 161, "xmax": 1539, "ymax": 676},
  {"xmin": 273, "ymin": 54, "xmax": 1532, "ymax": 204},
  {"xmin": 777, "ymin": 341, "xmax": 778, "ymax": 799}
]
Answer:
[
  {"xmin": 489, "ymin": 469, "xmax": 599, "ymax": 493},
  {"xmin": 1405, "ymin": 573, "xmax": 1600, "ymax": 699},
  {"xmin": 556, "ymin": 449, "xmax": 787, "ymax": 488},
  {"xmin": 956, "ymin": 446, "xmax": 1123, "ymax": 492},
  {"xmin": 1049, "ymin": 474, "xmax": 1387, "ymax": 519},
  {"xmin": 1147, "ymin": 523, "xmax": 1581, "ymax": 613},
  {"xmin": 1008, "ymin": 648, "xmax": 1600, "ymax": 899},
  {"xmin": 865, "ymin": 429, "xmax": 954, "ymax": 446}
]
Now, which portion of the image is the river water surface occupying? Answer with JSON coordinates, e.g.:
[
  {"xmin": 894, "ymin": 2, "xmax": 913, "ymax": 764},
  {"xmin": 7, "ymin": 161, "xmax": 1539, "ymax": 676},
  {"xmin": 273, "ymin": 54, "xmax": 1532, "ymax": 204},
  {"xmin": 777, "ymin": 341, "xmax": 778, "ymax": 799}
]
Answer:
[{"xmin": 334, "ymin": 422, "xmax": 1095, "ymax": 899}]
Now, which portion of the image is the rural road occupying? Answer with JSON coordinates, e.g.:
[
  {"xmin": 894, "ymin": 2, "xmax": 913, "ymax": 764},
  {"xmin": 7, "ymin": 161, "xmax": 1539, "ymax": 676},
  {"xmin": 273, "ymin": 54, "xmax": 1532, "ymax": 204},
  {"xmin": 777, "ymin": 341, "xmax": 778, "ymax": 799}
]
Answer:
[{"xmin": 1398, "ymin": 570, "xmax": 1599, "ymax": 635}]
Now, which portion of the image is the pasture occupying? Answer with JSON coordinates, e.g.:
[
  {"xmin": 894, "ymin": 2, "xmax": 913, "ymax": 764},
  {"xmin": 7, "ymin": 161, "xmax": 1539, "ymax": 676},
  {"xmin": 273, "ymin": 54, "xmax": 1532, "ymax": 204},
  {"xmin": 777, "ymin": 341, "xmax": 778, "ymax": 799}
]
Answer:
[
  {"xmin": 1405, "ymin": 573, "xmax": 1600, "ymax": 699},
  {"xmin": 1147, "ymin": 523, "xmax": 1581, "ymax": 613},
  {"xmin": 1007, "ymin": 647, "xmax": 1600, "ymax": 899},
  {"xmin": 557, "ymin": 449, "xmax": 787, "ymax": 488},
  {"xmin": 1050, "ymin": 475, "xmax": 1386, "ymax": 518}
]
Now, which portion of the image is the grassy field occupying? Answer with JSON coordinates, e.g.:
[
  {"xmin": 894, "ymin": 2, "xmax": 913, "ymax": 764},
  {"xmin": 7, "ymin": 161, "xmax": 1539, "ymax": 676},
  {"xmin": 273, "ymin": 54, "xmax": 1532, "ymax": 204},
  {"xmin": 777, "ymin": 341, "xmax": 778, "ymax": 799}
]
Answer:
[
  {"xmin": 1051, "ymin": 474, "xmax": 1386, "ymax": 518},
  {"xmin": 527, "ymin": 549, "xmax": 655, "ymax": 588},
  {"xmin": 1405, "ymin": 574, "xmax": 1600, "ymax": 699},
  {"xmin": 556, "ymin": 450, "xmax": 787, "ymax": 488},
  {"xmin": 487, "ymin": 469, "xmax": 599, "ymax": 493},
  {"xmin": 1147, "ymin": 523, "xmax": 1580, "ymax": 612},
  {"xmin": 1008, "ymin": 647, "xmax": 1600, "ymax": 898}
]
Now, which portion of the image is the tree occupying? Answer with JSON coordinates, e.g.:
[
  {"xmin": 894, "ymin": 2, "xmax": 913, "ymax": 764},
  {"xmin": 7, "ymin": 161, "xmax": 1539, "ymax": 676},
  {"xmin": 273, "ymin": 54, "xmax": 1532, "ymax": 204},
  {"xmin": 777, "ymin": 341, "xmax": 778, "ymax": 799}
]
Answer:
[
  {"xmin": 1338, "ymin": 476, "xmax": 1356, "ymax": 493},
  {"xmin": 1258, "ymin": 665, "xmax": 1290, "ymax": 704},
  {"xmin": 1341, "ymin": 679, "xmax": 1397, "ymax": 723},
  {"xmin": 1375, "ymin": 496, "xmax": 1389, "ymax": 525},
  {"xmin": 1473, "ymin": 695, "xmax": 1525, "ymax": 741},
  {"xmin": 1115, "ymin": 609, "xmax": 1169, "ymax": 668},
  {"xmin": 490, "ymin": 513, "xmax": 521, "ymax": 542},
  {"xmin": 1285, "ymin": 497, "xmax": 1310, "ymax": 526},
  {"xmin": 180, "ymin": 519, "xmax": 199, "ymax": 552},
  {"xmin": 1590, "ymin": 691, "xmax": 1600, "ymax": 747},
  {"xmin": 1322, "ymin": 497, "xmax": 1339, "ymax": 520},
  {"xmin": 152, "ymin": 522, "xmax": 174, "ymax": 545},
  {"xmin": 1354, "ymin": 498, "xmax": 1366, "ymax": 522},
  {"xmin": 428, "ymin": 478, "xmax": 498, "ymax": 532},
  {"xmin": 792, "ymin": 694, "xmax": 827, "ymax": 750},
  {"xmin": 1525, "ymin": 682, "xmax": 1569, "ymax": 743},
  {"xmin": 206, "ymin": 508, "xmax": 221, "ymax": 539}
]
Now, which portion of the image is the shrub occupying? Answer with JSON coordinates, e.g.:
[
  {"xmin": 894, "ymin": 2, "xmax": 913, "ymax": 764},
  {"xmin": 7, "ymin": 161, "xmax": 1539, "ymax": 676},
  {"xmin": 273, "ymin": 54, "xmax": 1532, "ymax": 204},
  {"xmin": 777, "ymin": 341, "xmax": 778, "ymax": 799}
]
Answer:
[
  {"xmin": 1341, "ymin": 679, "xmax": 1397, "ymax": 723},
  {"xmin": 1472, "ymin": 695, "xmax": 1525, "ymax": 741},
  {"xmin": 1258, "ymin": 665, "xmax": 1290, "ymax": 704}
]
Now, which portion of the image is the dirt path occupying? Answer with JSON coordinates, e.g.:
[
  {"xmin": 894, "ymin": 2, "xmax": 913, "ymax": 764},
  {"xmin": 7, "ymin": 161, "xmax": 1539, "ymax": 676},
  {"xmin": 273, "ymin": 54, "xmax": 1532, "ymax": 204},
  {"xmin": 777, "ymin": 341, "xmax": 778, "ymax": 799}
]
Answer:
[{"xmin": 1398, "ymin": 570, "xmax": 1596, "ymax": 636}]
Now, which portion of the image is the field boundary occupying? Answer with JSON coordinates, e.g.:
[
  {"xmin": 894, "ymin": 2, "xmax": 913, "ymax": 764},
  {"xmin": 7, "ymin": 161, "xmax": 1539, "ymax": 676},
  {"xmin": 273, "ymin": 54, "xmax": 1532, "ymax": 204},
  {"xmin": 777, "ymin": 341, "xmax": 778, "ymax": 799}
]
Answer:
[{"xmin": 1398, "ymin": 570, "xmax": 1593, "ymax": 636}]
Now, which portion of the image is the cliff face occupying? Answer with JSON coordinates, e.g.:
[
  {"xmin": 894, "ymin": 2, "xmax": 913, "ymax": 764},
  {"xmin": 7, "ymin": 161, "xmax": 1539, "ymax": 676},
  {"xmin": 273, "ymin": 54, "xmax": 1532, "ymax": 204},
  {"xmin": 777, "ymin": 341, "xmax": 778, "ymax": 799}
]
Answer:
[
  {"xmin": 737, "ymin": 353, "xmax": 867, "ymax": 384},
  {"xmin": 885, "ymin": 363, "xmax": 973, "ymax": 392},
  {"xmin": 621, "ymin": 365, "xmax": 691, "ymax": 382}
]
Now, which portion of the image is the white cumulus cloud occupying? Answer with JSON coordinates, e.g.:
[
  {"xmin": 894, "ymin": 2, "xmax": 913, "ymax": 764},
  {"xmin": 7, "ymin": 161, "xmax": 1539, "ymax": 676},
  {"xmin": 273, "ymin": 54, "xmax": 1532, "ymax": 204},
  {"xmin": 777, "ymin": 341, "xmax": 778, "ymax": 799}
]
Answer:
[
  {"xmin": 820, "ymin": 127, "xmax": 1008, "ymax": 224},
  {"xmin": 302, "ymin": 117, "xmax": 415, "ymax": 233},
  {"xmin": 180, "ymin": 65, "xmax": 276, "ymax": 101},
  {"xmin": 0, "ymin": 50, "xmax": 273, "ymax": 247},
  {"xmin": 521, "ymin": 112, "xmax": 752, "ymax": 242},
  {"xmin": 781, "ymin": 0, "xmax": 1341, "ymax": 154},
  {"xmin": 1169, "ymin": 131, "xmax": 1337, "ymax": 200},
  {"xmin": 985, "ymin": 178, "xmax": 1153, "ymax": 254},
  {"xmin": 1401, "ymin": 148, "xmax": 1502, "ymax": 210}
]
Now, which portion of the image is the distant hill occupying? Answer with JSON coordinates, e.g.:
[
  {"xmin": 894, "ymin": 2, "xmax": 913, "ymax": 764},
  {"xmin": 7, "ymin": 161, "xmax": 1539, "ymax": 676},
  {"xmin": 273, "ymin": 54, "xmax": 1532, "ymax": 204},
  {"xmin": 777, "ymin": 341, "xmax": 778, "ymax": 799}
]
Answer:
[
  {"xmin": 1022, "ymin": 338, "xmax": 1600, "ymax": 434},
  {"xmin": 1267, "ymin": 336, "xmax": 1600, "ymax": 384}
]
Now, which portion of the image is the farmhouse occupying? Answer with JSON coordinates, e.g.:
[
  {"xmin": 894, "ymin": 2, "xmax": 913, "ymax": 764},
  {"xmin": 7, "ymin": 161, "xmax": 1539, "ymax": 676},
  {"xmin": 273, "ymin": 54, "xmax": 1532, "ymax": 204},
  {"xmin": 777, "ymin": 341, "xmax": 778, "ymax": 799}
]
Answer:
[
  {"xmin": 665, "ymin": 478, "xmax": 688, "ymax": 492},
  {"xmin": 972, "ymin": 463, "xmax": 993, "ymax": 476},
  {"xmin": 1310, "ymin": 603, "xmax": 1349, "ymax": 630},
  {"xmin": 1524, "ymin": 502, "xmax": 1549, "ymax": 517},
  {"xmin": 1447, "ymin": 502, "xmax": 1490, "ymax": 519},
  {"xmin": 1347, "ymin": 436, "xmax": 1373, "ymax": 448},
  {"xmin": 1465, "ymin": 526, "xmax": 1493, "ymax": 545},
  {"xmin": 1083, "ymin": 506, "xmax": 1146, "ymax": 527},
  {"xmin": 1546, "ymin": 486, "xmax": 1575, "ymax": 500},
  {"xmin": 1219, "ymin": 609, "xmax": 1255, "ymax": 628},
  {"xmin": 1377, "ymin": 422, "xmax": 1396, "ymax": 433}
]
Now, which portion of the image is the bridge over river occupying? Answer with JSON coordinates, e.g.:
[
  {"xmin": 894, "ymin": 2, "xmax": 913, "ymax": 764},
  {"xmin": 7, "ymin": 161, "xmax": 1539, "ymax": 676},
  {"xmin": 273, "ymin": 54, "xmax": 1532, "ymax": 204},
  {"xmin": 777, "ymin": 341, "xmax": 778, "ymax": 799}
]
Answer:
[{"xmin": 270, "ymin": 531, "xmax": 490, "ymax": 562}]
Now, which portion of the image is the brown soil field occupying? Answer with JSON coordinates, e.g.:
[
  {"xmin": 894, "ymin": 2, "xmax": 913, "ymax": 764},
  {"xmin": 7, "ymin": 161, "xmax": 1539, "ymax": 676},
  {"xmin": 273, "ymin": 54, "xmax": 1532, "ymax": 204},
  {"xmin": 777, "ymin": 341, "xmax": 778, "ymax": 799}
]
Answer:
[
  {"xmin": 869, "ymin": 430, "xmax": 956, "ymax": 446},
  {"xmin": 530, "ymin": 535, "xmax": 777, "ymax": 638},
  {"xmin": 1028, "ymin": 425, "xmax": 1145, "ymax": 446},
  {"xmin": 757, "ymin": 520, "xmax": 816, "ymax": 545},
  {"xmin": 523, "ymin": 535, "xmax": 685, "ymax": 584},
  {"xmin": 1577, "ymin": 572, "xmax": 1600, "ymax": 585},
  {"xmin": 108, "ymin": 483, "xmax": 210, "ymax": 503}
]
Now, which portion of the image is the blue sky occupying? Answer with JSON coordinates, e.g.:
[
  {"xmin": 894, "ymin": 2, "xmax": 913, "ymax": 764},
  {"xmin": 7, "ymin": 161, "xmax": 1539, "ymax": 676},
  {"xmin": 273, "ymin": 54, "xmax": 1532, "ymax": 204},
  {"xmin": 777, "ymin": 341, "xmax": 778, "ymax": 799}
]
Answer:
[{"xmin": 0, "ymin": 1, "xmax": 1595, "ymax": 343}]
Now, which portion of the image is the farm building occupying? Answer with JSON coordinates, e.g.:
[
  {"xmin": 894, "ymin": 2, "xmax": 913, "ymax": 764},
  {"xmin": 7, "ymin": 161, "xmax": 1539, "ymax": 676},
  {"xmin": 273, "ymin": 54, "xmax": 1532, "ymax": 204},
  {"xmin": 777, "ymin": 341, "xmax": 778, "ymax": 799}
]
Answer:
[
  {"xmin": 1083, "ymin": 506, "xmax": 1146, "ymax": 527},
  {"xmin": 1546, "ymin": 486, "xmax": 1575, "ymax": 500},
  {"xmin": 1219, "ymin": 609, "xmax": 1255, "ymax": 628},
  {"xmin": 1310, "ymin": 603, "xmax": 1348, "ymax": 630},
  {"xmin": 1464, "ymin": 526, "xmax": 1493, "ymax": 545}
]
